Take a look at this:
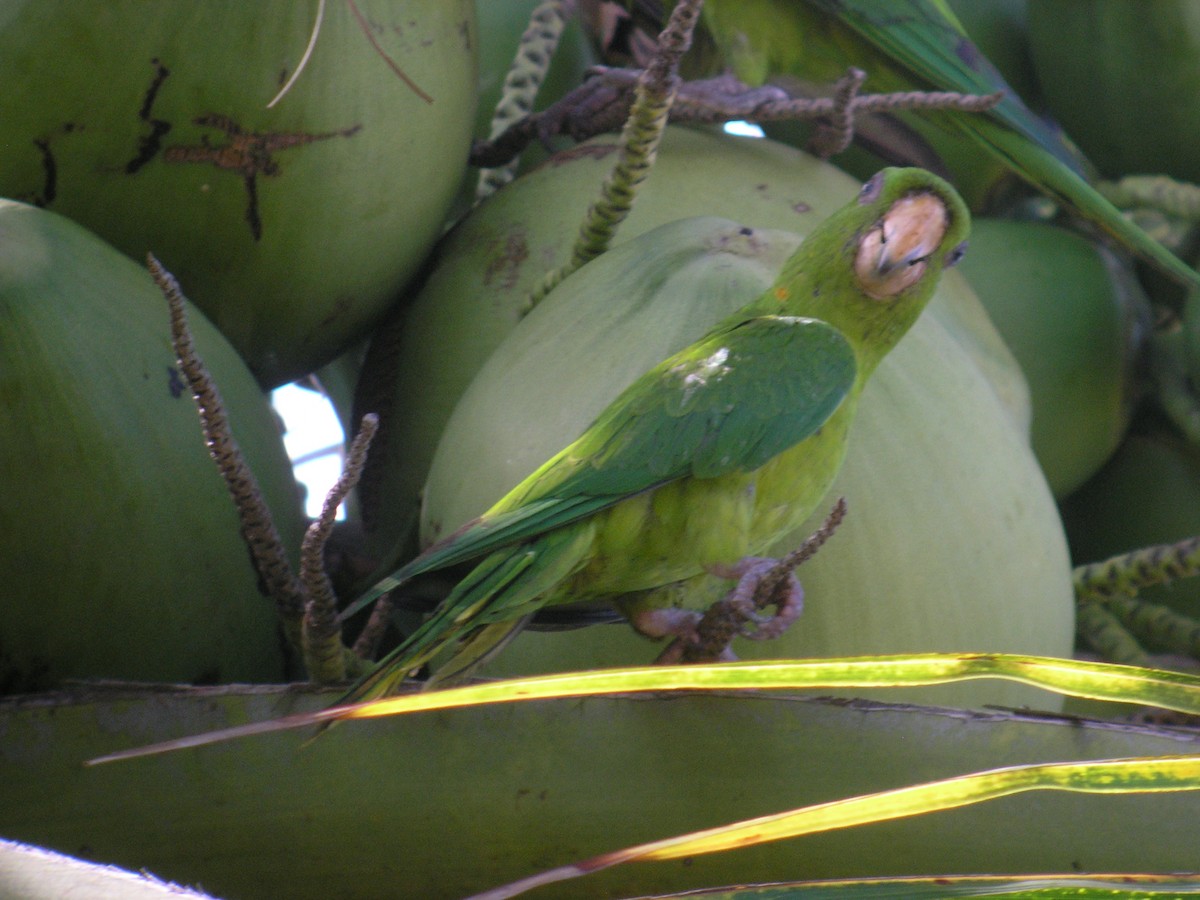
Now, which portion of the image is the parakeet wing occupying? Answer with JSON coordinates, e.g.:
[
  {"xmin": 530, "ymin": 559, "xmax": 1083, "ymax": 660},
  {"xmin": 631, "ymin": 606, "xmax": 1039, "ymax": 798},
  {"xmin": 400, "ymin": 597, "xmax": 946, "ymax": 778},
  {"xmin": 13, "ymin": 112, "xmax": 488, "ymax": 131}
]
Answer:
[
  {"xmin": 568, "ymin": 314, "xmax": 856, "ymax": 489},
  {"xmin": 342, "ymin": 314, "xmax": 856, "ymax": 618}
]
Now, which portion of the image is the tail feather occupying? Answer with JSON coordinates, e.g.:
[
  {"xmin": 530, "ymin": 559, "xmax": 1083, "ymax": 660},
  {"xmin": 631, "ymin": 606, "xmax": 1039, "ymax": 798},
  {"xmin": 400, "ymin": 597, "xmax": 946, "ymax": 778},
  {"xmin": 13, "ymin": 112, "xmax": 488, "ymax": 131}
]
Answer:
[
  {"xmin": 340, "ymin": 524, "xmax": 598, "ymax": 704},
  {"xmin": 338, "ymin": 550, "xmax": 537, "ymax": 705},
  {"xmin": 424, "ymin": 616, "xmax": 534, "ymax": 689}
]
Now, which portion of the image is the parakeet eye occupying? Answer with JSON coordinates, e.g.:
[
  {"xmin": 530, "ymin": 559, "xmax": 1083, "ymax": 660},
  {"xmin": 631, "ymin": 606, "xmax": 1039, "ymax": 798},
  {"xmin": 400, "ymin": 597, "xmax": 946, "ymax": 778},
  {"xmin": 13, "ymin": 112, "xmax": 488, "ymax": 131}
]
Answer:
[
  {"xmin": 946, "ymin": 241, "xmax": 968, "ymax": 267},
  {"xmin": 858, "ymin": 172, "xmax": 885, "ymax": 204},
  {"xmin": 854, "ymin": 192, "xmax": 950, "ymax": 299}
]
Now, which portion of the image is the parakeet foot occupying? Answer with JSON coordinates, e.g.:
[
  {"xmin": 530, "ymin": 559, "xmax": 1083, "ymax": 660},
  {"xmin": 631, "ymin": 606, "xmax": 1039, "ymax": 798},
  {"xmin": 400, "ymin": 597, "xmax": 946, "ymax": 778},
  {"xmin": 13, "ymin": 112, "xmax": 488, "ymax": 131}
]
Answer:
[
  {"xmin": 706, "ymin": 557, "xmax": 806, "ymax": 642},
  {"xmin": 631, "ymin": 559, "xmax": 805, "ymax": 665},
  {"xmin": 626, "ymin": 606, "xmax": 737, "ymax": 665},
  {"xmin": 680, "ymin": 497, "xmax": 849, "ymax": 663}
]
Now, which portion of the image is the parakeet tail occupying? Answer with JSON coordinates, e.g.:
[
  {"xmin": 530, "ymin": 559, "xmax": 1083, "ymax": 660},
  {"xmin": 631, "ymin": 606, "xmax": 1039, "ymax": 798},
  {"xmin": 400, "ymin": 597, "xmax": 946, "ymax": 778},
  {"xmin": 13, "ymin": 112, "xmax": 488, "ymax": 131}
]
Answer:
[{"xmin": 340, "ymin": 525, "xmax": 597, "ymax": 703}]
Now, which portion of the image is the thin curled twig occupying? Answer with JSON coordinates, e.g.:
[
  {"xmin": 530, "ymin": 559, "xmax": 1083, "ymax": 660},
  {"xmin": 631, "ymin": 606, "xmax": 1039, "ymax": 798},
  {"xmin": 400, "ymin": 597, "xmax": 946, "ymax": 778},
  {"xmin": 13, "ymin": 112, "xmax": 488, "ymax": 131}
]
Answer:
[
  {"xmin": 150, "ymin": 254, "xmax": 386, "ymax": 682},
  {"xmin": 469, "ymin": 66, "xmax": 1004, "ymax": 169},
  {"xmin": 524, "ymin": 0, "xmax": 702, "ymax": 308},
  {"xmin": 268, "ymin": 0, "xmax": 432, "ymax": 108},
  {"xmin": 148, "ymin": 254, "xmax": 307, "ymax": 650},
  {"xmin": 300, "ymin": 413, "xmax": 380, "ymax": 681},
  {"xmin": 805, "ymin": 67, "xmax": 867, "ymax": 157},
  {"xmin": 267, "ymin": 0, "xmax": 325, "ymax": 108},
  {"xmin": 345, "ymin": 0, "xmax": 432, "ymax": 103},
  {"xmin": 476, "ymin": 0, "xmax": 576, "ymax": 202},
  {"xmin": 350, "ymin": 590, "xmax": 395, "ymax": 660}
]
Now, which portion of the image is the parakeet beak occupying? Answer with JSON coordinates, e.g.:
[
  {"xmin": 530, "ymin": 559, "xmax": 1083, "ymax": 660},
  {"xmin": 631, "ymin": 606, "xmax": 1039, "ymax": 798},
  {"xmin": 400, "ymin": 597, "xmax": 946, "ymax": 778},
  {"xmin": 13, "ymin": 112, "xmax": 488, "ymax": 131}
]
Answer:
[{"xmin": 855, "ymin": 192, "xmax": 950, "ymax": 299}]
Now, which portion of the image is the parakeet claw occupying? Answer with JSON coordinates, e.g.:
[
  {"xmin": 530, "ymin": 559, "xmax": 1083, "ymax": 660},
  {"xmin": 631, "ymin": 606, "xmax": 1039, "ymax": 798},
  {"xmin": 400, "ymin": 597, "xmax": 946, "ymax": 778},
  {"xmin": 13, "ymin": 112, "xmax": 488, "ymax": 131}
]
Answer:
[
  {"xmin": 627, "ymin": 607, "xmax": 737, "ymax": 665},
  {"xmin": 631, "ymin": 498, "xmax": 848, "ymax": 665},
  {"xmin": 691, "ymin": 496, "xmax": 851, "ymax": 660},
  {"xmin": 708, "ymin": 557, "xmax": 806, "ymax": 641},
  {"xmin": 680, "ymin": 557, "xmax": 803, "ymax": 659},
  {"xmin": 636, "ymin": 558, "xmax": 806, "ymax": 665}
]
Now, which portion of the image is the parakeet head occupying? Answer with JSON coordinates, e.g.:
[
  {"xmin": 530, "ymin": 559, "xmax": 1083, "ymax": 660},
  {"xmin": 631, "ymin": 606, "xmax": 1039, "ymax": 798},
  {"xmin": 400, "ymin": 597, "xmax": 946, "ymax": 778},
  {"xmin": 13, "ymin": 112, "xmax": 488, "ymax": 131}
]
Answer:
[{"xmin": 771, "ymin": 167, "xmax": 970, "ymax": 377}]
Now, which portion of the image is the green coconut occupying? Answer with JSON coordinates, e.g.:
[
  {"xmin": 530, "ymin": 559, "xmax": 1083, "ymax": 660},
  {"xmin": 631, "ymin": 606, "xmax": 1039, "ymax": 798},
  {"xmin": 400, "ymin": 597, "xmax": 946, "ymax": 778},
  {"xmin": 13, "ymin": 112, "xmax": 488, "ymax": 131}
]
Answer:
[
  {"xmin": 0, "ymin": 200, "xmax": 304, "ymax": 692},
  {"xmin": 356, "ymin": 126, "xmax": 1031, "ymax": 564},
  {"xmin": 0, "ymin": 0, "xmax": 478, "ymax": 386},
  {"xmin": 957, "ymin": 218, "xmax": 1148, "ymax": 498},
  {"xmin": 1029, "ymin": 1, "xmax": 1200, "ymax": 183},
  {"xmin": 418, "ymin": 211, "xmax": 1075, "ymax": 709}
]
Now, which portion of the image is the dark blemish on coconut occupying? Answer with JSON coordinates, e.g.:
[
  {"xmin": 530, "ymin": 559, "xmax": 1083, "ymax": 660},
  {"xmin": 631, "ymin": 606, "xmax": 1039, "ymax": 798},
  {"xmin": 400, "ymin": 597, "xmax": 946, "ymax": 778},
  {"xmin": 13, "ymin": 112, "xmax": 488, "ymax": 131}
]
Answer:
[
  {"xmin": 164, "ymin": 115, "xmax": 362, "ymax": 241},
  {"xmin": 793, "ymin": 201, "xmax": 812, "ymax": 213},
  {"xmin": 166, "ymin": 366, "xmax": 186, "ymax": 399},
  {"xmin": 23, "ymin": 124, "xmax": 84, "ymax": 207},
  {"xmin": 243, "ymin": 173, "xmax": 264, "ymax": 241},
  {"xmin": 138, "ymin": 59, "xmax": 170, "ymax": 121},
  {"xmin": 315, "ymin": 296, "xmax": 354, "ymax": 330},
  {"xmin": 483, "ymin": 229, "xmax": 530, "ymax": 291},
  {"xmin": 30, "ymin": 138, "xmax": 55, "ymax": 206},
  {"xmin": 125, "ymin": 59, "xmax": 173, "ymax": 174}
]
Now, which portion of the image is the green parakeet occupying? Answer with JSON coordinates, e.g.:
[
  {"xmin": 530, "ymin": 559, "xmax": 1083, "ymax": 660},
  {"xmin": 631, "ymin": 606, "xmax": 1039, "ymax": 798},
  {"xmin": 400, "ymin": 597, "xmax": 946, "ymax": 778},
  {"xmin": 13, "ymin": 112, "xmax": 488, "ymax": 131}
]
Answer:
[
  {"xmin": 339, "ymin": 167, "xmax": 969, "ymax": 701},
  {"xmin": 678, "ymin": 0, "xmax": 1200, "ymax": 290}
]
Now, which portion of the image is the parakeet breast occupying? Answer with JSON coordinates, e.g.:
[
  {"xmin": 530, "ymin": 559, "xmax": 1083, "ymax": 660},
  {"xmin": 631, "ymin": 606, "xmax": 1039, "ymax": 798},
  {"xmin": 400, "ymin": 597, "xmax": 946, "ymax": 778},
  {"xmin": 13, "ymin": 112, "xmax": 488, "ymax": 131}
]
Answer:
[
  {"xmin": 561, "ymin": 398, "xmax": 857, "ymax": 599},
  {"xmin": 748, "ymin": 399, "xmax": 854, "ymax": 547}
]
